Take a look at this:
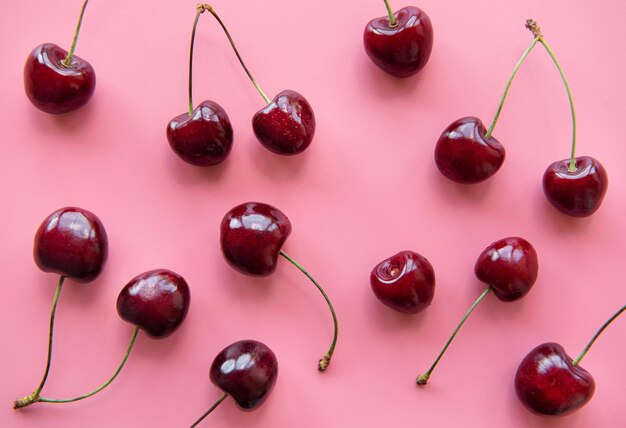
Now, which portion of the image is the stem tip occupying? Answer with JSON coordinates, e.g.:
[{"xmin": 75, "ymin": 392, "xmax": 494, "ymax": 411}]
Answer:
[
  {"xmin": 318, "ymin": 353, "xmax": 332, "ymax": 372},
  {"xmin": 416, "ymin": 374, "xmax": 429, "ymax": 386}
]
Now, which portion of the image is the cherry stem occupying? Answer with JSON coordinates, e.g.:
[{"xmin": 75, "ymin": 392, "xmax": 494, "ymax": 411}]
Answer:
[
  {"xmin": 204, "ymin": 4, "xmax": 271, "ymax": 104},
  {"xmin": 572, "ymin": 304, "xmax": 626, "ymax": 366},
  {"xmin": 279, "ymin": 250, "xmax": 338, "ymax": 372},
  {"xmin": 484, "ymin": 35, "xmax": 540, "ymax": 139},
  {"xmin": 63, "ymin": 0, "xmax": 90, "ymax": 67},
  {"xmin": 34, "ymin": 326, "xmax": 139, "ymax": 404},
  {"xmin": 190, "ymin": 393, "xmax": 228, "ymax": 427},
  {"xmin": 188, "ymin": 5, "xmax": 210, "ymax": 116},
  {"xmin": 417, "ymin": 287, "xmax": 492, "ymax": 386},
  {"xmin": 383, "ymin": 0, "xmax": 398, "ymax": 27}
]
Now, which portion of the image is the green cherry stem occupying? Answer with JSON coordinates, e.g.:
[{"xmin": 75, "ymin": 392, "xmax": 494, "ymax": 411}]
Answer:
[
  {"xmin": 383, "ymin": 0, "xmax": 398, "ymax": 27},
  {"xmin": 63, "ymin": 0, "xmax": 90, "ymax": 67},
  {"xmin": 279, "ymin": 250, "xmax": 338, "ymax": 372},
  {"xmin": 417, "ymin": 287, "xmax": 492, "ymax": 386},
  {"xmin": 572, "ymin": 304, "xmax": 626, "ymax": 366},
  {"xmin": 190, "ymin": 393, "xmax": 228, "ymax": 428},
  {"xmin": 188, "ymin": 5, "xmax": 208, "ymax": 115},
  {"xmin": 204, "ymin": 4, "xmax": 271, "ymax": 104}
]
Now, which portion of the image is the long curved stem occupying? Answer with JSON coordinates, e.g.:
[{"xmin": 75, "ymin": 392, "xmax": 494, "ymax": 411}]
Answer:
[
  {"xmin": 204, "ymin": 4, "xmax": 271, "ymax": 104},
  {"xmin": 484, "ymin": 37, "xmax": 539, "ymax": 138},
  {"xmin": 188, "ymin": 7, "xmax": 205, "ymax": 115},
  {"xmin": 573, "ymin": 304, "xmax": 626, "ymax": 366},
  {"xmin": 37, "ymin": 326, "xmax": 140, "ymax": 404},
  {"xmin": 383, "ymin": 0, "xmax": 398, "ymax": 27},
  {"xmin": 417, "ymin": 287, "xmax": 492, "ymax": 386},
  {"xmin": 190, "ymin": 393, "xmax": 228, "ymax": 427},
  {"xmin": 63, "ymin": 0, "xmax": 90, "ymax": 67},
  {"xmin": 279, "ymin": 251, "xmax": 338, "ymax": 372},
  {"xmin": 13, "ymin": 276, "xmax": 65, "ymax": 409}
]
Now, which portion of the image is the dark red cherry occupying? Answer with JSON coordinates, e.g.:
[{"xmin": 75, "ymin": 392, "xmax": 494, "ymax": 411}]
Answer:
[
  {"xmin": 370, "ymin": 250, "xmax": 435, "ymax": 314},
  {"xmin": 543, "ymin": 156, "xmax": 608, "ymax": 217},
  {"xmin": 24, "ymin": 43, "xmax": 95, "ymax": 114},
  {"xmin": 220, "ymin": 202, "xmax": 291, "ymax": 276},
  {"xmin": 363, "ymin": 6, "xmax": 433, "ymax": 78},
  {"xmin": 515, "ymin": 342, "xmax": 595, "ymax": 416},
  {"xmin": 167, "ymin": 100, "xmax": 233, "ymax": 166},
  {"xmin": 474, "ymin": 237, "xmax": 538, "ymax": 302},
  {"xmin": 116, "ymin": 269, "xmax": 191, "ymax": 338},
  {"xmin": 434, "ymin": 117, "xmax": 505, "ymax": 184},
  {"xmin": 252, "ymin": 90, "xmax": 315, "ymax": 155},
  {"xmin": 210, "ymin": 339, "xmax": 278, "ymax": 410},
  {"xmin": 33, "ymin": 207, "xmax": 108, "ymax": 282}
]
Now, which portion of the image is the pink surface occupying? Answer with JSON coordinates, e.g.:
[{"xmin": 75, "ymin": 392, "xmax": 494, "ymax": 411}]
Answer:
[{"xmin": 2, "ymin": 0, "xmax": 626, "ymax": 426}]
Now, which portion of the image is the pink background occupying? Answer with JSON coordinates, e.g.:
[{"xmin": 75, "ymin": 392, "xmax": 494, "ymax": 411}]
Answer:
[{"xmin": 2, "ymin": 0, "xmax": 626, "ymax": 426}]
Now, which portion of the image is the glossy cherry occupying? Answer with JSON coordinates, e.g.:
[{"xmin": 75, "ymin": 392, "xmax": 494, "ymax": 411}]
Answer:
[
  {"xmin": 370, "ymin": 250, "xmax": 435, "ymax": 314},
  {"xmin": 363, "ymin": 4, "xmax": 433, "ymax": 78},
  {"xmin": 34, "ymin": 206, "xmax": 108, "ymax": 282},
  {"xmin": 117, "ymin": 269, "xmax": 191, "ymax": 338},
  {"xmin": 434, "ymin": 117, "xmax": 505, "ymax": 184},
  {"xmin": 543, "ymin": 156, "xmax": 608, "ymax": 217}
]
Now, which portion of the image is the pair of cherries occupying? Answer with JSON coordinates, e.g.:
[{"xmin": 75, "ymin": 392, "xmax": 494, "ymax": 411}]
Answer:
[{"xmin": 167, "ymin": 4, "xmax": 315, "ymax": 167}]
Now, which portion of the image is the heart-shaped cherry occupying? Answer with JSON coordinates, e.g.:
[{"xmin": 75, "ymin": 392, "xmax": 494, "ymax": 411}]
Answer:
[
  {"xmin": 370, "ymin": 250, "xmax": 435, "ymax": 314},
  {"xmin": 117, "ymin": 269, "xmax": 191, "ymax": 338},
  {"xmin": 190, "ymin": 340, "xmax": 278, "ymax": 426},
  {"xmin": 166, "ymin": 5, "xmax": 233, "ymax": 167},
  {"xmin": 363, "ymin": 3, "xmax": 433, "ymax": 78},
  {"xmin": 220, "ymin": 202, "xmax": 338, "ymax": 371},
  {"xmin": 515, "ymin": 304, "xmax": 625, "ymax": 416},
  {"xmin": 205, "ymin": 5, "xmax": 315, "ymax": 155},
  {"xmin": 24, "ymin": 1, "xmax": 95, "ymax": 114},
  {"xmin": 417, "ymin": 237, "xmax": 538, "ymax": 385}
]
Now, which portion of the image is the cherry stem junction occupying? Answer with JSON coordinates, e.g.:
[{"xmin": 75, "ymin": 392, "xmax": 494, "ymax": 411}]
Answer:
[
  {"xmin": 188, "ymin": 5, "xmax": 208, "ymax": 115},
  {"xmin": 417, "ymin": 287, "xmax": 492, "ymax": 386},
  {"xmin": 190, "ymin": 393, "xmax": 228, "ymax": 427},
  {"xmin": 63, "ymin": 0, "xmax": 90, "ymax": 67},
  {"xmin": 573, "ymin": 304, "xmax": 626, "ymax": 366},
  {"xmin": 279, "ymin": 250, "xmax": 338, "ymax": 372},
  {"xmin": 204, "ymin": 4, "xmax": 271, "ymax": 104},
  {"xmin": 383, "ymin": 0, "xmax": 398, "ymax": 27}
]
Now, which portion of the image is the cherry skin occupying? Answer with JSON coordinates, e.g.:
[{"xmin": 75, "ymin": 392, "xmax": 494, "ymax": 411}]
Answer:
[
  {"xmin": 363, "ymin": 6, "xmax": 433, "ymax": 78},
  {"xmin": 167, "ymin": 100, "xmax": 233, "ymax": 166},
  {"xmin": 474, "ymin": 237, "xmax": 538, "ymax": 302},
  {"xmin": 210, "ymin": 340, "xmax": 278, "ymax": 410},
  {"xmin": 370, "ymin": 250, "xmax": 435, "ymax": 314},
  {"xmin": 33, "ymin": 207, "xmax": 108, "ymax": 282},
  {"xmin": 543, "ymin": 156, "xmax": 608, "ymax": 217},
  {"xmin": 515, "ymin": 342, "xmax": 595, "ymax": 416},
  {"xmin": 252, "ymin": 90, "xmax": 315, "ymax": 155},
  {"xmin": 24, "ymin": 43, "xmax": 95, "ymax": 114},
  {"xmin": 220, "ymin": 202, "xmax": 292, "ymax": 276},
  {"xmin": 117, "ymin": 269, "xmax": 191, "ymax": 338},
  {"xmin": 434, "ymin": 116, "xmax": 505, "ymax": 184}
]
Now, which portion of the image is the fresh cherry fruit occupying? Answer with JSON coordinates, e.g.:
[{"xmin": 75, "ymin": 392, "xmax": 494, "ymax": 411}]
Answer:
[
  {"xmin": 210, "ymin": 340, "xmax": 278, "ymax": 411},
  {"xmin": 543, "ymin": 156, "xmax": 608, "ymax": 217},
  {"xmin": 370, "ymin": 250, "xmax": 435, "ymax": 314},
  {"xmin": 220, "ymin": 202, "xmax": 292, "ymax": 276},
  {"xmin": 167, "ymin": 100, "xmax": 233, "ymax": 166},
  {"xmin": 33, "ymin": 206, "xmax": 108, "ymax": 282},
  {"xmin": 434, "ymin": 117, "xmax": 505, "ymax": 184},
  {"xmin": 474, "ymin": 237, "xmax": 538, "ymax": 302},
  {"xmin": 515, "ymin": 342, "xmax": 595, "ymax": 416},
  {"xmin": 252, "ymin": 90, "xmax": 315, "ymax": 155},
  {"xmin": 363, "ymin": 5, "xmax": 433, "ymax": 78},
  {"xmin": 117, "ymin": 269, "xmax": 191, "ymax": 338}
]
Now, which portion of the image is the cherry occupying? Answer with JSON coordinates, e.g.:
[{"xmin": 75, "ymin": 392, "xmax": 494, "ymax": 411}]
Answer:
[
  {"xmin": 117, "ymin": 269, "xmax": 191, "ymax": 338},
  {"xmin": 166, "ymin": 5, "xmax": 233, "ymax": 167},
  {"xmin": 24, "ymin": 1, "xmax": 95, "ymax": 114},
  {"xmin": 363, "ymin": 3, "xmax": 433, "ymax": 78},
  {"xmin": 370, "ymin": 250, "xmax": 435, "ymax": 314},
  {"xmin": 205, "ymin": 4, "xmax": 315, "ymax": 155},
  {"xmin": 417, "ymin": 237, "xmax": 538, "ymax": 385},
  {"xmin": 190, "ymin": 340, "xmax": 278, "ymax": 426},
  {"xmin": 515, "ymin": 304, "xmax": 625, "ymax": 416},
  {"xmin": 220, "ymin": 202, "xmax": 338, "ymax": 371}
]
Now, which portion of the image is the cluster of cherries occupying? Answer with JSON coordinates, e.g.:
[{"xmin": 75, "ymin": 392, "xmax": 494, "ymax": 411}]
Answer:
[{"xmin": 15, "ymin": 0, "xmax": 622, "ymax": 424}]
